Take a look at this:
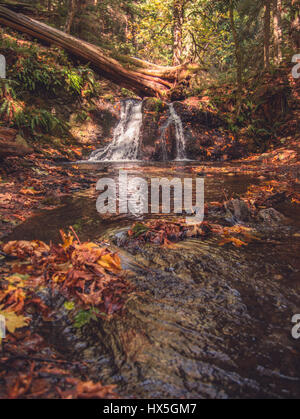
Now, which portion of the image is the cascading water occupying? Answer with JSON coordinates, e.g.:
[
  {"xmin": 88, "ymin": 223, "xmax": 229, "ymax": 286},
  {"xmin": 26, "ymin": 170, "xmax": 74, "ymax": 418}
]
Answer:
[
  {"xmin": 160, "ymin": 103, "xmax": 187, "ymax": 161},
  {"xmin": 89, "ymin": 99, "xmax": 143, "ymax": 162},
  {"xmin": 89, "ymin": 99, "xmax": 187, "ymax": 162}
]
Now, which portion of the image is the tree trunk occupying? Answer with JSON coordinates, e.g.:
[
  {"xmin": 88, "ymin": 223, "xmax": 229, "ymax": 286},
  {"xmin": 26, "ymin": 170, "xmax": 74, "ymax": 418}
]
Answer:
[
  {"xmin": 0, "ymin": 5, "xmax": 193, "ymax": 98},
  {"xmin": 173, "ymin": 0, "xmax": 185, "ymax": 66},
  {"xmin": 229, "ymin": 0, "xmax": 243, "ymax": 114},
  {"xmin": 273, "ymin": 0, "xmax": 283, "ymax": 65},
  {"xmin": 264, "ymin": 0, "xmax": 271, "ymax": 70},
  {"xmin": 64, "ymin": 0, "xmax": 77, "ymax": 34},
  {"xmin": 290, "ymin": 0, "xmax": 300, "ymax": 50}
]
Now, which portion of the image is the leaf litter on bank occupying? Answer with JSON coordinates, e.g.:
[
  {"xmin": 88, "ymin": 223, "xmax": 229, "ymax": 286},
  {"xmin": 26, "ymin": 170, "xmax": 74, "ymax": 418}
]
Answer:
[{"xmin": 0, "ymin": 229, "xmax": 133, "ymax": 399}]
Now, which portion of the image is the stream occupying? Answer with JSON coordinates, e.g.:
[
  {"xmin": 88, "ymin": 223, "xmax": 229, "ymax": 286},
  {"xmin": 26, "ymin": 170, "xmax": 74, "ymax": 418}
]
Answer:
[{"xmin": 6, "ymin": 162, "xmax": 300, "ymax": 399}]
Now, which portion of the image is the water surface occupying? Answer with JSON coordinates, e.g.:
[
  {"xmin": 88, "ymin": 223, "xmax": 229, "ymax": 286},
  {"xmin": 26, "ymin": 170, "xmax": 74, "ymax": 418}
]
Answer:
[{"xmin": 6, "ymin": 162, "xmax": 300, "ymax": 399}]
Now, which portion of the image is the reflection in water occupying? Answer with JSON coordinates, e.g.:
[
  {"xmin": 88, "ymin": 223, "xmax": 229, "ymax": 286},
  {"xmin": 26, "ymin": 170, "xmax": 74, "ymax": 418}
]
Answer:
[{"xmin": 8, "ymin": 168, "xmax": 260, "ymax": 243}]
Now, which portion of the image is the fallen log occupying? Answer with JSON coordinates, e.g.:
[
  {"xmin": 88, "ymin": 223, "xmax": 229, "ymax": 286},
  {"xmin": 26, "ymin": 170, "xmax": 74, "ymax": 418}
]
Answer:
[{"xmin": 0, "ymin": 5, "xmax": 194, "ymax": 97}]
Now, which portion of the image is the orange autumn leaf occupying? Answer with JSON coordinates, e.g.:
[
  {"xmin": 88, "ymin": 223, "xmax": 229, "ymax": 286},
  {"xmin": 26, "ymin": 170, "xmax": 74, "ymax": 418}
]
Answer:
[
  {"xmin": 3, "ymin": 240, "xmax": 50, "ymax": 258},
  {"xmin": 20, "ymin": 188, "xmax": 40, "ymax": 196},
  {"xmin": 60, "ymin": 230, "xmax": 75, "ymax": 250},
  {"xmin": 219, "ymin": 237, "xmax": 248, "ymax": 247},
  {"xmin": 98, "ymin": 253, "xmax": 122, "ymax": 273}
]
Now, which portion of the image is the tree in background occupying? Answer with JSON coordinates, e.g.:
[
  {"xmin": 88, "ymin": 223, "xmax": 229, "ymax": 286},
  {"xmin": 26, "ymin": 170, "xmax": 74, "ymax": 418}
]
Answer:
[
  {"xmin": 273, "ymin": 0, "xmax": 283, "ymax": 64},
  {"xmin": 5, "ymin": 0, "xmax": 299, "ymax": 85},
  {"xmin": 64, "ymin": 0, "xmax": 78, "ymax": 33},
  {"xmin": 289, "ymin": 0, "xmax": 300, "ymax": 49},
  {"xmin": 172, "ymin": 0, "xmax": 187, "ymax": 65},
  {"xmin": 264, "ymin": 0, "xmax": 271, "ymax": 70},
  {"xmin": 229, "ymin": 0, "xmax": 243, "ymax": 111}
]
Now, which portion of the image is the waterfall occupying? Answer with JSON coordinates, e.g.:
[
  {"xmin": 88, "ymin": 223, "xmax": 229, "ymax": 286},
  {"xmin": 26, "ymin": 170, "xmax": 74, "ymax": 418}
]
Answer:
[
  {"xmin": 89, "ymin": 99, "xmax": 143, "ymax": 162},
  {"xmin": 162, "ymin": 103, "xmax": 187, "ymax": 161},
  {"xmin": 88, "ymin": 99, "xmax": 187, "ymax": 162}
]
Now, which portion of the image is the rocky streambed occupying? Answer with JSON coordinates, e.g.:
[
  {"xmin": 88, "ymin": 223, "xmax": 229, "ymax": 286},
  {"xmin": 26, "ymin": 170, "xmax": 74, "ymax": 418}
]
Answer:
[{"xmin": 3, "ymin": 162, "xmax": 299, "ymax": 399}]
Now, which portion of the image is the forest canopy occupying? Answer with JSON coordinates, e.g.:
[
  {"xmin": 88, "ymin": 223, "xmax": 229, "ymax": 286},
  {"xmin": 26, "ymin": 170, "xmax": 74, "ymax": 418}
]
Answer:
[{"xmin": 12, "ymin": 0, "xmax": 299, "ymax": 78}]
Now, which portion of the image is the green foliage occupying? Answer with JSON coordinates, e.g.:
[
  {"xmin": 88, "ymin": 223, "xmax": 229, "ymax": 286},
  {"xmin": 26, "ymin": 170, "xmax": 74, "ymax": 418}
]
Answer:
[
  {"xmin": 29, "ymin": 110, "xmax": 68, "ymax": 134},
  {"xmin": 130, "ymin": 222, "xmax": 149, "ymax": 238},
  {"xmin": 73, "ymin": 308, "xmax": 100, "ymax": 329},
  {"xmin": 121, "ymin": 88, "xmax": 137, "ymax": 98},
  {"xmin": 0, "ymin": 29, "xmax": 99, "ymax": 136},
  {"xmin": 0, "ymin": 78, "xmax": 68, "ymax": 135}
]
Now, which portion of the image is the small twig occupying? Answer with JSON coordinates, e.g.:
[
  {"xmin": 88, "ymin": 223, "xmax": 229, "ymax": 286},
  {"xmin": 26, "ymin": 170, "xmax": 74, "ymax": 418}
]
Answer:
[
  {"xmin": 69, "ymin": 226, "xmax": 81, "ymax": 244},
  {"xmin": 223, "ymin": 188, "xmax": 229, "ymax": 201}
]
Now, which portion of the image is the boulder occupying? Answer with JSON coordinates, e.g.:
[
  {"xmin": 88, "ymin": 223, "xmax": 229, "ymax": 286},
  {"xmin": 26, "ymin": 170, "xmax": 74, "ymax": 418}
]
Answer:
[
  {"xmin": 225, "ymin": 199, "xmax": 252, "ymax": 222},
  {"xmin": 0, "ymin": 127, "xmax": 33, "ymax": 159},
  {"xmin": 139, "ymin": 99, "xmax": 242, "ymax": 161},
  {"xmin": 257, "ymin": 208, "xmax": 287, "ymax": 225}
]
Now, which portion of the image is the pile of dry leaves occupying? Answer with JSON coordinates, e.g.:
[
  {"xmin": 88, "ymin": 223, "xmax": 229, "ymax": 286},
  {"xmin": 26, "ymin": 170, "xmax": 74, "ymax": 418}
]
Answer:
[
  {"xmin": 127, "ymin": 219, "xmax": 259, "ymax": 248},
  {"xmin": 1, "ymin": 229, "xmax": 131, "ymax": 318},
  {"xmin": 245, "ymin": 179, "xmax": 300, "ymax": 207},
  {"xmin": 0, "ymin": 230, "xmax": 133, "ymax": 399}
]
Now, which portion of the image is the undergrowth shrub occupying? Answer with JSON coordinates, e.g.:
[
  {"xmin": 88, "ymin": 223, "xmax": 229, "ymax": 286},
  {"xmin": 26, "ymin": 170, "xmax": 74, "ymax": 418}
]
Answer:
[{"xmin": 0, "ymin": 29, "xmax": 99, "ymax": 137}]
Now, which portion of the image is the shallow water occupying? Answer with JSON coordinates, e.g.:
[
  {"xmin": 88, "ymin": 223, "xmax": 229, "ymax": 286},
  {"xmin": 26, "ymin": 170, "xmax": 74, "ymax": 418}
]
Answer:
[
  {"xmin": 8, "ymin": 163, "xmax": 260, "ymax": 243},
  {"xmin": 6, "ymin": 162, "xmax": 300, "ymax": 399}
]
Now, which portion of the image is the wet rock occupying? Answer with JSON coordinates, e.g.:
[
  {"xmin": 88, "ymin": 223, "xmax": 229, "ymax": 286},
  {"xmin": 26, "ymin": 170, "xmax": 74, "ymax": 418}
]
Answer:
[
  {"xmin": 139, "ymin": 98, "xmax": 244, "ymax": 161},
  {"xmin": 114, "ymin": 230, "xmax": 129, "ymax": 247},
  {"xmin": 263, "ymin": 192, "xmax": 287, "ymax": 206},
  {"xmin": 225, "ymin": 199, "xmax": 252, "ymax": 223},
  {"xmin": 257, "ymin": 208, "xmax": 287, "ymax": 225},
  {"xmin": 28, "ymin": 231, "xmax": 300, "ymax": 399},
  {"xmin": 140, "ymin": 99, "xmax": 173, "ymax": 160}
]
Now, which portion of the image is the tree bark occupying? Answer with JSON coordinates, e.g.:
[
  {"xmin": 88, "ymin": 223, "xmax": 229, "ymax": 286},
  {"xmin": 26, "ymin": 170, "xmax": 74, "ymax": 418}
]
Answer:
[
  {"xmin": 290, "ymin": 0, "xmax": 300, "ymax": 50},
  {"xmin": 64, "ymin": 0, "xmax": 77, "ymax": 34},
  {"xmin": 229, "ymin": 0, "xmax": 243, "ymax": 113},
  {"xmin": 0, "ymin": 5, "xmax": 193, "ymax": 98},
  {"xmin": 264, "ymin": 0, "xmax": 271, "ymax": 70},
  {"xmin": 273, "ymin": 0, "xmax": 283, "ymax": 65},
  {"xmin": 173, "ymin": 0, "xmax": 185, "ymax": 66}
]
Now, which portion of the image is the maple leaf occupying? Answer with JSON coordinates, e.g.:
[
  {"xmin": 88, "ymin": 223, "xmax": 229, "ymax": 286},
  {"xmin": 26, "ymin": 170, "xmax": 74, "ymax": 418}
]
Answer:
[
  {"xmin": 219, "ymin": 237, "xmax": 248, "ymax": 247},
  {"xmin": 98, "ymin": 253, "xmax": 122, "ymax": 273},
  {"xmin": 3, "ymin": 240, "xmax": 50, "ymax": 259},
  {"xmin": 0, "ymin": 306, "xmax": 30, "ymax": 334}
]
